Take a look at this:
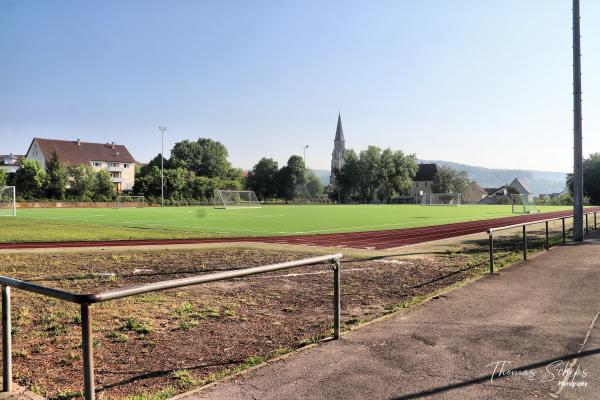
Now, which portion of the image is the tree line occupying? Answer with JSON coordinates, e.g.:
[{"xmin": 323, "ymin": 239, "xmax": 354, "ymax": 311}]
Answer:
[
  {"xmin": 1, "ymin": 136, "xmax": 476, "ymax": 204},
  {"xmin": 0, "ymin": 151, "xmax": 115, "ymax": 201},
  {"xmin": 245, "ymin": 156, "xmax": 324, "ymax": 202}
]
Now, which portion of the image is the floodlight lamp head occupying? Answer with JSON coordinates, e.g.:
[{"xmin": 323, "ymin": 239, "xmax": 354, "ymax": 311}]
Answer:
[{"xmin": 158, "ymin": 126, "xmax": 167, "ymax": 133}]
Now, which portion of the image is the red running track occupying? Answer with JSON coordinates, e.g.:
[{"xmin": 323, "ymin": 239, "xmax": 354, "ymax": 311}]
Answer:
[{"xmin": 1, "ymin": 208, "xmax": 598, "ymax": 251}]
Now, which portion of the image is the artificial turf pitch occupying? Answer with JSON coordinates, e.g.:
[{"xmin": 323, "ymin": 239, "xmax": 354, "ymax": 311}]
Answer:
[{"xmin": 2, "ymin": 204, "xmax": 572, "ymax": 243}]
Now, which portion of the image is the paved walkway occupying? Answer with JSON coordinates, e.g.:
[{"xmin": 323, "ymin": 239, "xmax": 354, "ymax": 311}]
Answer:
[{"xmin": 184, "ymin": 236, "xmax": 600, "ymax": 400}]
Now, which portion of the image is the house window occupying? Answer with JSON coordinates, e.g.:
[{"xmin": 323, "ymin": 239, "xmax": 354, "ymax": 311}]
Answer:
[
  {"xmin": 111, "ymin": 171, "xmax": 121, "ymax": 178},
  {"xmin": 109, "ymin": 162, "xmax": 119, "ymax": 168},
  {"xmin": 415, "ymin": 183, "xmax": 419, "ymax": 187},
  {"xmin": 425, "ymin": 182, "xmax": 427, "ymax": 187},
  {"xmin": 123, "ymin": 163, "xmax": 129, "ymax": 168},
  {"xmin": 92, "ymin": 162, "xmax": 101, "ymax": 167}
]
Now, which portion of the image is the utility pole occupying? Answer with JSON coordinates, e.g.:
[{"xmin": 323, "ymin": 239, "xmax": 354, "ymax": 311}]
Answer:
[
  {"xmin": 303, "ymin": 145, "xmax": 309, "ymax": 203},
  {"xmin": 158, "ymin": 126, "xmax": 167, "ymax": 206},
  {"xmin": 572, "ymin": 0, "xmax": 584, "ymax": 241}
]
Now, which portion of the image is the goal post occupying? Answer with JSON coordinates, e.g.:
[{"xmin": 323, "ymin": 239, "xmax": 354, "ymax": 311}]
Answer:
[
  {"xmin": 214, "ymin": 190, "xmax": 261, "ymax": 209},
  {"xmin": 116, "ymin": 195, "xmax": 145, "ymax": 208},
  {"xmin": 510, "ymin": 194, "xmax": 539, "ymax": 214},
  {"xmin": 421, "ymin": 193, "xmax": 461, "ymax": 206},
  {"xmin": 0, "ymin": 186, "xmax": 16, "ymax": 217}
]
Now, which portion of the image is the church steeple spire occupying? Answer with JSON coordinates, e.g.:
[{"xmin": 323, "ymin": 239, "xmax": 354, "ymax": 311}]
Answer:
[
  {"xmin": 334, "ymin": 112, "xmax": 345, "ymax": 142},
  {"xmin": 330, "ymin": 113, "xmax": 347, "ymax": 191}
]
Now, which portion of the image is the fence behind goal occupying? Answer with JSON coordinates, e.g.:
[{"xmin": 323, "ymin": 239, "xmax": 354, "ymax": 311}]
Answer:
[
  {"xmin": 214, "ymin": 190, "xmax": 260, "ymax": 209},
  {"xmin": 421, "ymin": 193, "xmax": 461, "ymax": 206},
  {"xmin": 116, "ymin": 195, "xmax": 145, "ymax": 208},
  {"xmin": 0, "ymin": 186, "xmax": 16, "ymax": 216}
]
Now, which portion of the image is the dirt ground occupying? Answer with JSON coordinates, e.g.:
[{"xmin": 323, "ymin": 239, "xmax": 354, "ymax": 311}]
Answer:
[{"xmin": 0, "ymin": 232, "xmax": 554, "ymax": 399}]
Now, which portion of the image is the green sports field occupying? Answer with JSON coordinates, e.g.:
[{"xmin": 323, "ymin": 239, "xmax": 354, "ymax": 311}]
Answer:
[{"xmin": 2, "ymin": 204, "xmax": 572, "ymax": 243}]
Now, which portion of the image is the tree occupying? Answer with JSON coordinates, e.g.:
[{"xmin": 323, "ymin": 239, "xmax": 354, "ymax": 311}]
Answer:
[
  {"xmin": 14, "ymin": 159, "xmax": 46, "ymax": 199},
  {"xmin": 94, "ymin": 169, "xmax": 116, "ymax": 200},
  {"xmin": 163, "ymin": 168, "xmax": 188, "ymax": 200},
  {"xmin": 246, "ymin": 158, "xmax": 279, "ymax": 201},
  {"xmin": 432, "ymin": 166, "xmax": 470, "ymax": 194},
  {"xmin": 377, "ymin": 149, "xmax": 418, "ymax": 203},
  {"xmin": 133, "ymin": 166, "xmax": 162, "ymax": 198},
  {"xmin": 67, "ymin": 165, "xmax": 95, "ymax": 200},
  {"xmin": 0, "ymin": 169, "xmax": 7, "ymax": 187},
  {"xmin": 45, "ymin": 151, "xmax": 68, "ymax": 200},
  {"xmin": 276, "ymin": 155, "xmax": 305, "ymax": 202},
  {"xmin": 170, "ymin": 138, "xmax": 232, "ymax": 178},
  {"xmin": 567, "ymin": 153, "xmax": 600, "ymax": 205},
  {"xmin": 336, "ymin": 149, "xmax": 360, "ymax": 202},
  {"xmin": 305, "ymin": 170, "xmax": 324, "ymax": 201}
]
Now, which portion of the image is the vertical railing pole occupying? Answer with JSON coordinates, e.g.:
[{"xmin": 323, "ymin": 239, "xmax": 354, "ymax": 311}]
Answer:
[
  {"xmin": 585, "ymin": 213, "xmax": 589, "ymax": 236},
  {"xmin": 81, "ymin": 304, "xmax": 95, "ymax": 400},
  {"xmin": 332, "ymin": 259, "xmax": 341, "ymax": 340},
  {"xmin": 562, "ymin": 218, "xmax": 566, "ymax": 243},
  {"xmin": 2, "ymin": 286, "xmax": 12, "ymax": 393},
  {"xmin": 488, "ymin": 232, "xmax": 494, "ymax": 273},
  {"xmin": 522, "ymin": 225, "xmax": 527, "ymax": 260},
  {"xmin": 545, "ymin": 221, "xmax": 549, "ymax": 250},
  {"xmin": 595, "ymin": 212, "xmax": 597, "ymax": 230}
]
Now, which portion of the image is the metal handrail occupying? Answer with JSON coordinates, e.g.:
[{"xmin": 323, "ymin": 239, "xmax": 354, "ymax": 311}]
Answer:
[
  {"xmin": 0, "ymin": 253, "xmax": 343, "ymax": 400},
  {"xmin": 487, "ymin": 211, "xmax": 597, "ymax": 273}
]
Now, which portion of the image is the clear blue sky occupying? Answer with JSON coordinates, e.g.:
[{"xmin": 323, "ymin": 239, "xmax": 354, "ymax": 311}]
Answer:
[{"xmin": 1, "ymin": 0, "xmax": 598, "ymax": 172}]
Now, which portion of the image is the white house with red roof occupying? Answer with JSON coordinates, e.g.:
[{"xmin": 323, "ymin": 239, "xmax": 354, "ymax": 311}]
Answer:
[{"xmin": 25, "ymin": 138, "xmax": 137, "ymax": 192}]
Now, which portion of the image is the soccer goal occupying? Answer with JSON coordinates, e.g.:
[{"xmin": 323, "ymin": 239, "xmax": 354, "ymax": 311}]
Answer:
[
  {"xmin": 214, "ymin": 190, "xmax": 261, "ymax": 209},
  {"xmin": 510, "ymin": 194, "xmax": 539, "ymax": 214},
  {"xmin": 0, "ymin": 186, "xmax": 16, "ymax": 217},
  {"xmin": 421, "ymin": 193, "xmax": 462, "ymax": 206},
  {"xmin": 116, "ymin": 195, "xmax": 145, "ymax": 208}
]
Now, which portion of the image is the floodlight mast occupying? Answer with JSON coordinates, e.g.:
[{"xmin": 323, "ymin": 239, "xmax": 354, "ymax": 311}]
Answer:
[
  {"xmin": 158, "ymin": 126, "xmax": 168, "ymax": 207},
  {"xmin": 303, "ymin": 145, "xmax": 309, "ymax": 203},
  {"xmin": 572, "ymin": 0, "xmax": 584, "ymax": 241}
]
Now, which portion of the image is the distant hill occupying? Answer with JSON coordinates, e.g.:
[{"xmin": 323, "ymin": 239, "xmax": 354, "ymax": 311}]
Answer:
[
  {"xmin": 312, "ymin": 169, "xmax": 331, "ymax": 186},
  {"xmin": 312, "ymin": 162, "xmax": 567, "ymax": 195},
  {"xmin": 420, "ymin": 160, "xmax": 567, "ymax": 195}
]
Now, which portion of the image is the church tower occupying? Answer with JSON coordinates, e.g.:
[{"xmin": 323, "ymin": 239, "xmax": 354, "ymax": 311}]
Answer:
[{"xmin": 330, "ymin": 113, "xmax": 346, "ymax": 187}]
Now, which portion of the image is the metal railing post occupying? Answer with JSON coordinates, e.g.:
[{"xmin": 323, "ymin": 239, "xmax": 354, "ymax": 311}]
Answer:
[
  {"xmin": 545, "ymin": 221, "xmax": 549, "ymax": 250},
  {"xmin": 522, "ymin": 225, "xmax": 527, "ymax": 260},
  {"xmin": 2, "ymin": 286, "xmax": 12, "ymax": 393},
  {"xmin": 562, "ymin": 218, "xmax": 566, "ymax": 243},
  {"xmin": 595, "ymin": 212, "xmax": 597, "ymax": 230},
  {"xmin": 332, "ymin": 259, "xmax": 341, "ymax": 340},
  {"xmin": 81, "ymin": 304, "xmax": 95, "ymax": 400},
  {"xmin": 488, "ymin": 232, "xmax": 494, "ymax": 274},
  {"xmin": 585, "ymin": 213, "xmax": 589, "ymax": 236}
]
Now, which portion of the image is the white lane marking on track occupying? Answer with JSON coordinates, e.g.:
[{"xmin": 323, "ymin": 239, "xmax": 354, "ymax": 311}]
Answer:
[{"xmin": 552, "ymin": 311, "xmax": 599, "ymax": 396}]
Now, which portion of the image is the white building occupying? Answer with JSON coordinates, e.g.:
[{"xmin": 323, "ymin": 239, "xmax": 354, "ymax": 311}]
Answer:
[
  {"xmin": 25, "ymin": 138, "xmax": 137, "ymax": 192},
  {"xmin": 0, "ymin": 154, "xmax": 23, "ymax": 173}
]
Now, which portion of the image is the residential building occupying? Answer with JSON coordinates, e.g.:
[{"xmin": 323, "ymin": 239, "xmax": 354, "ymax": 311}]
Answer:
[
  {"xmin": 25, "ymin": 138, "xmax": 136, "ymax": 192},
  {"xmin": 509, "ymin": 177, "xmax": 534, "ymax": 202},
  {"xmin": 0, "ymin": 154, "xmax": 23, "ymax": 173},
  {"xmin": 463, "ymin": 181, "xmax": 487, "ymax": 204},
  {"xmin": 410, "ymin": 163, "xmax": 438, "ymax": 201},
  {"xmin": 479, "ymin": 177, "xmax": 534, "ymax": 204}
]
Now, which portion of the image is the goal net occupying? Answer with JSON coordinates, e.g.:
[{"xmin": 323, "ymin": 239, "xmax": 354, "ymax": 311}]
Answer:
[
  {"xmin": 116, "ymin": 195, "xmax": 145, "ymax": 208},
  {"xmin": 421, "ymin": 193, "xmax": 461, "ymax": 206},
  {"xmin": 214, "ymin": 190, "xmax": 261, "ymax": 209},
  {"xmin": 510, "ymin": 194, "xmax": 539, "ymax": 214},
  {"xmin": 0, "ymin": 186, "xmax": 16, "ymax": 217}
]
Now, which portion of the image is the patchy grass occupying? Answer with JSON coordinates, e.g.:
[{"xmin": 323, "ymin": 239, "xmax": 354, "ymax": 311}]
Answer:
[{"xmin": 0, "ymin": 237, "xmax": 563, "ymax": 399}]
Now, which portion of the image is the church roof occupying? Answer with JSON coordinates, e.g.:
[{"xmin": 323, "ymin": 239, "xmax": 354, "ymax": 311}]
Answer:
[{"xmin": 335, "ymin": 113, "xmax": 345, "ymax": 142}]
